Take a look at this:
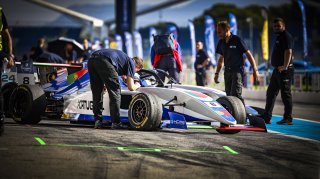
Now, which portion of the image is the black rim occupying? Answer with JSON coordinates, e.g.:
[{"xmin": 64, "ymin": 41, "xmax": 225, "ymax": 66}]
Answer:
[
  {"xmin": 13, "ymin": 90, "xmax": 30, "ymax": 118},
  {"xmin": 131, "ymin": 99, "xmax": 147, "ymax": 125}
]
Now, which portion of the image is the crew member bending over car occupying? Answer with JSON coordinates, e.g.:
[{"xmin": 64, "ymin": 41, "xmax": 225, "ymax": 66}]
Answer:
[{"xmin": 88, "ymin": 49, "xmax": 143, "ymax": 129}]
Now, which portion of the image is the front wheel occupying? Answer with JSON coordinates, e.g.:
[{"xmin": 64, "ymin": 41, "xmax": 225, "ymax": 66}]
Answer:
[
  {"xmin": 217, "ymin": 96, "xmax": 246, "ymax": 124},
  {"xmin": 128, "ymin": 93, "xmax": 162, "ymax": 131},
  {"xmin": 9, "ymin": 85, "xmax": 46, "ymax": 124}
]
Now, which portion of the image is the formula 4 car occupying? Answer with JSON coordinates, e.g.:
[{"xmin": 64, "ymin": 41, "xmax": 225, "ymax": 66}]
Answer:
[{"xmin": 2, "ymin": 62, "xmax": 267, "ymax": 134}]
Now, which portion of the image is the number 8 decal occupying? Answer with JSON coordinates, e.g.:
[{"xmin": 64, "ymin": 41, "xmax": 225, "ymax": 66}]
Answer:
[{"xmin": 23, "ymin": 77, "xmax": 29, "ymax": 84}]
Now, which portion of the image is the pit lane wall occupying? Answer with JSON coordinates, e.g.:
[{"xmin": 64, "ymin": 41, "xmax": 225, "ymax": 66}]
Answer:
[{"xmin": 180, "ymin": 69, "xmax": 320, "ymax": 105}]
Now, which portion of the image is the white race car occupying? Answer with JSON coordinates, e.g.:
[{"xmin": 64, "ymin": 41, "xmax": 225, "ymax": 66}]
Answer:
[
  {"xmin": 62, "ymin": 69, "xmax": 267, "ymax": 134},
  {"xmin": 4, "ymin": 63, "xmax": 266, "ymax": 134}
]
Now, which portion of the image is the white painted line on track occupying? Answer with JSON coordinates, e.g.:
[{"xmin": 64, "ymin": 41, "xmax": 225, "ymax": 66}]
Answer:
[
  {"xmin": 268, "ymin": 129, "xmax": 320, "ymax": 143},
  {"xmin": 273, "ymin": 114, "xmax": 320, "ymax": 124}
]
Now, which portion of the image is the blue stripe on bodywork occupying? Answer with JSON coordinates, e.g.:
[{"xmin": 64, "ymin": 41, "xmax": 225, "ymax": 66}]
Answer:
[
  {"xmin": 200, "ymin": 101, "xmax": 236, "ymax": 123},
  {"xmin": 53, "ymin": 72, "xmax": 90, "ymax": 98},
  {"xmin": 42, "ymin": 71, "xmax": 69, "ymax": 92},
  {"xmin": 268, "ymin": 116, "xmax": 320, "ymax": 141}
]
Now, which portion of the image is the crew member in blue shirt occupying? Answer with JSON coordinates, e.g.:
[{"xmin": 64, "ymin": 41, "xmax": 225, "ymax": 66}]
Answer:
[
  {"xmin": 214, "ymin": 21, "xmax": 259, "ymax": 105},
  {"xmin": 88, "ymin": 49, "xmax": 143, "ymax": 129},
  {"xmin": 261, "ymin": 18, "xmax": 294, "ymax": 125}
]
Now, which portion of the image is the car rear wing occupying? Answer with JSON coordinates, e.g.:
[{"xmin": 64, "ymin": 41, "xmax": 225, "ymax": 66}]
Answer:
[
  {"xmin": 1, "ymin": 61, "xmax": 85, "ymax": 87},
  {"xmin": 14, "ymin": 61, "xmax": 83, "ymax": 69}
]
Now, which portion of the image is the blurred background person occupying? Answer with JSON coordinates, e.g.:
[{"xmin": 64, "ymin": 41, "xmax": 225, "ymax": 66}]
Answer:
[
  {"xmin": 151, "ymin": 33, "xmax": 183, "ymax": 83},
  {"xmin": 32, "ymin": 37, "xmax": 46, "ymax": 60},
  {"xmin": 78, "ymin": 38, "xmax": 92, "ymax": 63},
  {"xmin": 194, "ymin": 40, "xmax": 209, "ymax": 86},
  {"xmin": 62, "ymin": 43, "xmax": 77, "ymax": 64}
]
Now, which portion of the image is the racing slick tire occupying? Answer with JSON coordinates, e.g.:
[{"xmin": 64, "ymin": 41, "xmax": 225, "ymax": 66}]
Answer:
[
  {"xmin": 128, "ymin": 93, "xmax": 162, "ymax": 131},
  {"xmin": 1, "ymin": 82, "xmax": 18, "ymax": 117},
  {"xmin": 9, "ymin": 84, "xmax": 46, "ymax": 124},
  {"xmin": 217, "ymin": 96, "xmax": 246, "ymax": 124}
]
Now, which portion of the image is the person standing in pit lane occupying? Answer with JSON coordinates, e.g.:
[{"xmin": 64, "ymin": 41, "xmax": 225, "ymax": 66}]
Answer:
[
  {"xmin": 214, "ymin": 21, "xmax": 259, "ymax": 105},
  {"xmin": 260, "ymin": 18, "xmax": 295, "ymax": 125},
  {"xmin": 0, "ymin": 6, "xmax": 15, "ymax": 135},
  {"xmin": 194, "ymin": 41, "xmax": 210, "ymax": 86}
]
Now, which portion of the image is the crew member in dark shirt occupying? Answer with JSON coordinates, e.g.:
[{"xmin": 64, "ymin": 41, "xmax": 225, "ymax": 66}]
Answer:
[
  {"xmin": 261, "ymin": 18, "xmax": 294, "ymax": 125},
  {"xmin": 214, "ymin": 21, "xmax": 259, "ymax": 105},
  {"xmin": 88, "ymin": 49, "xmax": 143, "ymax": 129},
  {"xmin": 194, "ymin": 41, "xmax": 209, "ymax": 86},
  {"xmin": 0, "ymin": 7, "xmax": 15, "ymax": 135}
]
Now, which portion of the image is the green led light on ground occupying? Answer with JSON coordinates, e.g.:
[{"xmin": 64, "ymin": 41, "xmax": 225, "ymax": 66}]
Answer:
[
  {"xmin": 223, "ymin": 146, "xmax": 238, "ymax": 154},
  {"xmin": 34, "ymin": 137, "xmax": 46, "ymax": 145},
  {"xmin": 161, "ymin": 148, "xmax": 226, "ymax": 154},
  {"xmin": 33, "ymin": 137, "xmax": 238, "ymax": 155},
  {"xmin": 55, "ymin": 144, "xmax": 115, "ymax": 149},
  {"xmin": 118, "ymin": 147, "xmax": 161, "ymax": 152}
]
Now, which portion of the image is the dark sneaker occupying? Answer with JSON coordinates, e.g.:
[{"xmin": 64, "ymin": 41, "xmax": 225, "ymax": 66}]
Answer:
[
  {"xmin": 111, "ymin": 123, "xmax": 128, "ymax": 130},
  {"xmin": 276, "ymin": 119, "xmax": 293, "ymax": 125},
  {"xmin": 94, "ymin": 120, "xmax": 103, "ymax": 129}
]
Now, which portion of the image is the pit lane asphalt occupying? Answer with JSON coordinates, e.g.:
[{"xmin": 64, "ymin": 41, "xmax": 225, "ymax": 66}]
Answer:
[{"xmin": 0, "ymin": 100, "xmax": 319, "ymax": 179}]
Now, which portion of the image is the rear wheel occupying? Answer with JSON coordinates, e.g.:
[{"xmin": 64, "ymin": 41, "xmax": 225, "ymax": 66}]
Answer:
[
  {"xmin": 128, "ymin": 93, "xmax": 162, "ymax": 131},
  {"xmin": 9, "ymin": 85, "xmax": 46, "ymax": 124},
  {"xmin": 1, "ymin": 82, "xmax": 18, "ymax": 117}
]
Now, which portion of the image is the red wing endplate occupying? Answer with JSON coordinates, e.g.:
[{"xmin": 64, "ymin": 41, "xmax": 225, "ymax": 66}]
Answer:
[
  {"xmin": 217, "ymin": 115, "xmax": 267, "ymax": 133},
  {"xmin": 217, "ymin": 125, "xmax": 267, "ymax": 132}
]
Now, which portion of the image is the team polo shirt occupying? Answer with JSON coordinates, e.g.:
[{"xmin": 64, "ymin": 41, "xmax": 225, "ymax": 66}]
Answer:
[
  {"xmin": 271, "ymin": 30, "xmax": 293, "ymax": 67},
  {"xmin": 216, "ymin": 34, "xmax": 248, "ymax": 67},
  {"xmin": 91, "ymin": 49, "xmax": 136, "ymax": 77},
  {"xmin": 194, "ymin": 49, "xmax": 209, "ymax": 69}
]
